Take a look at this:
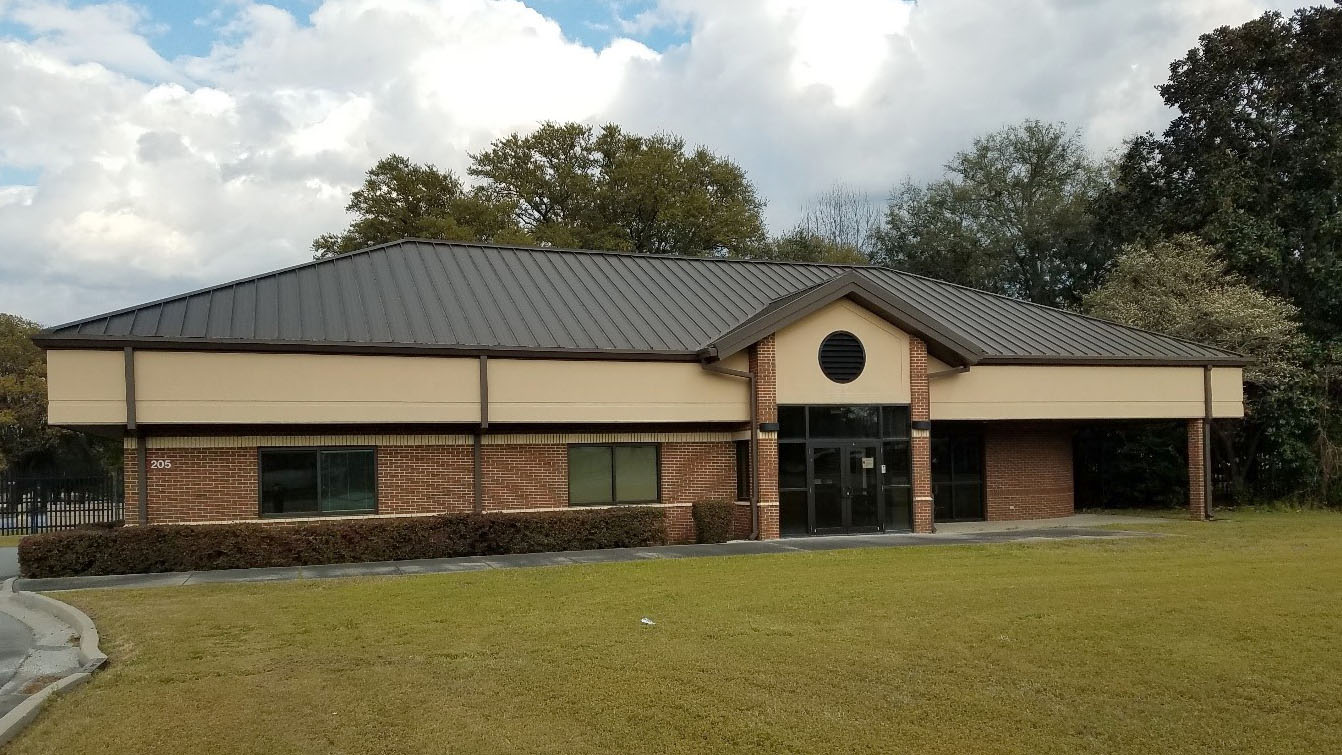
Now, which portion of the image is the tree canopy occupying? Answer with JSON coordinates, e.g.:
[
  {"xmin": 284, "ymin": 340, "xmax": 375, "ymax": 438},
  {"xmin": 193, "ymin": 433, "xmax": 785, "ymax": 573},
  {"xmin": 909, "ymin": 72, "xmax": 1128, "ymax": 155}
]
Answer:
[
  {"xmin": 315, "ymin": 123, "xmax": 769, "ymax": 259},
  {"xmin": 470, "ymin": 122, "xmax": 768, "ymax": 256},
  {"xmin": 874, "ymin": 120, "xmax": 1113, "ymax": 309},
  {"xmin": 1101, "ymin": 3, "xmax": 1342, "ymax": 341},
  {"xmin": 312, "ymin": 155, "xmax": 528, "ymax": 258},
  {"xmin": 1086, "ymin": 235, "xmax": 1314, "ymax": 496}
]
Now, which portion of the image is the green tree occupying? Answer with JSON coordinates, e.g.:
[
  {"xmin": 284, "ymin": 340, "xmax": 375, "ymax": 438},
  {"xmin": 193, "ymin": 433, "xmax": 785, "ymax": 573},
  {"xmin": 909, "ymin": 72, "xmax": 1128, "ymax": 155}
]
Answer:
[
  {"xmin": 0, "ymin": 314, "xmax": 55, "ymax": 469},
  {"xmin": 1098, "ymin": 3, "xmax": 1342, "ymax": 501},
  {"xmin": 313, "ymin": 155, "xmax": 528, "ymax": 258},
  {"xmin": 1086, "ymin": 236, "xmax": 1315, "ymax": 498},
  {"xmin": 1100, "ymin": 4, "xmax": 1342, "ymax": 340},
  {"xmin": 874, "ymin": 120, "xmax": 1114, "ymax": 309},
  {"xmin": 756, "ymin": 228, "xmax": 869, "ymax": 264},
  {"xmin": 470, "ymin": 122, "xmax": 768, "ymax": 256}
]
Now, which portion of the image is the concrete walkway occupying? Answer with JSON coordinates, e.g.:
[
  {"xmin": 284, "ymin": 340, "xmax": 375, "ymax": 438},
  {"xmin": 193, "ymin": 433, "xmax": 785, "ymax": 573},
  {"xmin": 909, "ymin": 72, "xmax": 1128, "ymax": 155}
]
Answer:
[
  {"xmin": 0, "ymin": 549, "xmax": 17, "ymax": 581},
  {"xmin": 16, "ymin": 516, "xmax": 1163, "ymax": 593}
]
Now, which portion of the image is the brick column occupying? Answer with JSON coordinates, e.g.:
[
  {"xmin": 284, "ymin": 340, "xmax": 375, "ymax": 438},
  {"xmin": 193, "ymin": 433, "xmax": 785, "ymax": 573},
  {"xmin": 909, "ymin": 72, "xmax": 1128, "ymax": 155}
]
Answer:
[
  {"xmin": 750, "ymin": 334, "xmax": 780, "ymax": 539},
  {"xmin": 1188, "ymin": 418, "xmax": 1208, "ymax": 520},
  {"xmin": 910, "ymin": 337, "xmax": 934, "ymax": 533}
]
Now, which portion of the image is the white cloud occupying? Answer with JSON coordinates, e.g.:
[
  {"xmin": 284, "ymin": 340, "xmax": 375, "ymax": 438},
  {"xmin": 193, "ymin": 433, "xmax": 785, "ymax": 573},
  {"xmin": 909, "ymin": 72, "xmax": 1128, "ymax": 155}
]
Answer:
[{"xmin": 0, "ymin": 0, "xmax": 1310, "ymax": 325}]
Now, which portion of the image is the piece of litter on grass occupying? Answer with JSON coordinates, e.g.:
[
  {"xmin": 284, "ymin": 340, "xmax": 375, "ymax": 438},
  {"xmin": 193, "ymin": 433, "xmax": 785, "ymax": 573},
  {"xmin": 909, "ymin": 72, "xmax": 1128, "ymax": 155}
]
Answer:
[{"xmin": 640, "ymin": 617, "xmax": 656, "ymax": 626}]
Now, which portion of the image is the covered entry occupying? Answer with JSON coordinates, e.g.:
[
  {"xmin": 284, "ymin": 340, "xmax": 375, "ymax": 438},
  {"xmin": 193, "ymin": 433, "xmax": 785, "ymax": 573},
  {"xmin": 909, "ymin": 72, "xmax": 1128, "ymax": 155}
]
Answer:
[{"xmin": 778, "ymin": 404, "xmax": 913, "ymax": 535}]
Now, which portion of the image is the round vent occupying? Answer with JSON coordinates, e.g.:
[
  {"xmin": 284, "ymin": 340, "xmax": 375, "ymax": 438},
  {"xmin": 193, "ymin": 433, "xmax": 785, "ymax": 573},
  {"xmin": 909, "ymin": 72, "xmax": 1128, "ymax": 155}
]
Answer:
[{"xmin": 818, "ymin": 331, "xmax": 865, "ymax": 383}]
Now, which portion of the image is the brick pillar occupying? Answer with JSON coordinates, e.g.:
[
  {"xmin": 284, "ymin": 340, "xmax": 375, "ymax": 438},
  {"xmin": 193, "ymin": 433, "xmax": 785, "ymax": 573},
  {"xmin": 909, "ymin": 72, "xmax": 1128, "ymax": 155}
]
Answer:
[
  {"xmin": 750, "ymin": 334, "xmax": 780, "ymax": 539},
  {"xmin": 1188, "ymin": 418, "xmax": 1208, "ymax": 520},
  {"xmin": 910, "ymin": 337, "xmax": 934, "ymax": 533}
]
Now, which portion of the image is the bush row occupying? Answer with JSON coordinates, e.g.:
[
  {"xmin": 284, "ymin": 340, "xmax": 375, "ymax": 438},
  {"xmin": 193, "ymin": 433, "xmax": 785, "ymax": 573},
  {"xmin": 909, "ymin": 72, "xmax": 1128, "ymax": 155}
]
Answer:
[
  {"xmin": 19, "ymin": 507, "xmax": 668, "ymax": 578},
  {"xmin": 692, "ymin": 499, "xmax": 735, "ymax": 544}
]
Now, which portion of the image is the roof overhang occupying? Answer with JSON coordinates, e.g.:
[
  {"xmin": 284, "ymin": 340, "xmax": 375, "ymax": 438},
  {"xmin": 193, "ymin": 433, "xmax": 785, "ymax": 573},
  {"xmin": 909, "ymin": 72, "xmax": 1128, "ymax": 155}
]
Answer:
[
  {"xmin": 31, "ymin": 334, "xmax": 705, "ymax": 362},
  {"xmin": 698, "ymin": 272, "xmax": 985, "ymax": 367}
]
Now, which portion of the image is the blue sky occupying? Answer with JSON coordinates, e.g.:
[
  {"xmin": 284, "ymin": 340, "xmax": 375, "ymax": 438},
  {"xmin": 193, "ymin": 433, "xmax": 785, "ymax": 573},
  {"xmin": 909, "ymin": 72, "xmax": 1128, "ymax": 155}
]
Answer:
[{"xmin": 0, "ymin": 1, "xmax": 689, "ymax": 64}]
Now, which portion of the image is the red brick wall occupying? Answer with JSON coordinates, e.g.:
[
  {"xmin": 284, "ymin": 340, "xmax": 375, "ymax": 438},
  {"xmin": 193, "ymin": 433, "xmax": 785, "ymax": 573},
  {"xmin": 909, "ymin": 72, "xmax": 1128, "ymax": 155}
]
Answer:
[
  {"xmin": 481, "ymin": 444, "xmax": 568, "ymax": 510},
  {"xmin": 661, "ymin": 442, "xmax": 737, "ymax": 505},
  {"xmin": 750, "ymin": 334, "xmax": 780, "ymax": 539},
  {"xmin": 124, "ymin": 438, "xmax": 737, "ymax": 544},
  {"xmin": 378, "ymin": 445, "xmax": 474, "ymax": 515},
  {"xmin": 130, "ymin": 446, "xmax": 259, "ymax": 523},
  {"xmin": 910, "ymin": 338, "xmax": 934, "ymax": 532},
  {"xmin": 983, "ymin": 422, "xmax": 1075, "ymax": 521},
  {"xmin": 1187, "ymin": 418, "xmax": 1208, "ymax": 520}
]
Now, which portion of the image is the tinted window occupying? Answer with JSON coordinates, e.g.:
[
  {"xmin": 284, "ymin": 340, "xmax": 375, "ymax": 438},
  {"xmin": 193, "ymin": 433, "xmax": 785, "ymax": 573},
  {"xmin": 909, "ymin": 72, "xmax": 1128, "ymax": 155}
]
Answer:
[
  {"xmin": 779, "ymin": 405, "xmax": 806, "ymax": 439},
  {"xmin": 614, "ymin": 446, "xmax": 658, "ymax": 502},
  {"xmin": 261, "ymin": 448, "xmax": 375, "ymax": 516},
  {"xmin": 881, "ymin": 406, "xmax": 910, "ymax": 439},
  {"xmin": 569, "ymin": 446, "xmax": 614, "ymax": 504},
  {"xmin": 807, "ymin": 406, "xmax": 879, "ymax": 438},
  {"xmin": 569, "ymin": 445, "xmax": 659, "ymax": 505},
  {"xmin": 778, "ymin": 443, "xmax": 807, "ymax": 489}
]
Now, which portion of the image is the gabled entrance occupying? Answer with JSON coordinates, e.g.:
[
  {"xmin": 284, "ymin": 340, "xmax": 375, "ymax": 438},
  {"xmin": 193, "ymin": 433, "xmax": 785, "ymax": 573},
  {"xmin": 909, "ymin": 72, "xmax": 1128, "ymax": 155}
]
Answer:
[{"xmin": 778, "ymin": 405, "xmax": 913, "ymax": 536}]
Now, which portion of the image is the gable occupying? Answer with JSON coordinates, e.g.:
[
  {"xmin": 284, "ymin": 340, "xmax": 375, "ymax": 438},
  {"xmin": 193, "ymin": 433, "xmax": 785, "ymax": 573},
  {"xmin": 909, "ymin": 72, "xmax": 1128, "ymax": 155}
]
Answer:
[{"xmin": 775, "ymin": 299, "xmax": 911, "ymax": 405}]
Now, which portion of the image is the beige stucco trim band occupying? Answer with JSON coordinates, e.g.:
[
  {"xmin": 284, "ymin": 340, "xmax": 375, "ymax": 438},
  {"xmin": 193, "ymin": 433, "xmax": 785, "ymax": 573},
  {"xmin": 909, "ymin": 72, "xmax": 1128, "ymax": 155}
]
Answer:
[{"xmin": 128, "ymin": 430, "xmax": 741, "ymax": 450}]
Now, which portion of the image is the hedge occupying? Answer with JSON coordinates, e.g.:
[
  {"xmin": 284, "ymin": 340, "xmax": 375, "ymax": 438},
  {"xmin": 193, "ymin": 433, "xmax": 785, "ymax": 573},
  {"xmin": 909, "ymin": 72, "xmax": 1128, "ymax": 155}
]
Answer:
[
  {"xmin": 19, "ymin": 507, "xmax": 668, "ymax": 578},
  {"xmin": 692, "ymin": 499, "xmax": 735, "ymax": 544}
]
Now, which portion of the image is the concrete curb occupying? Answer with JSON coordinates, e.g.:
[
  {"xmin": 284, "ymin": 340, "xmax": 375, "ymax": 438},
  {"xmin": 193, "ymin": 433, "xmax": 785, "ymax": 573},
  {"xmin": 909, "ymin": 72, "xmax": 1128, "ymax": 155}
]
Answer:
[{"xmin": 0, "ymin": 578, "xmax": 106, "ymax": 748}]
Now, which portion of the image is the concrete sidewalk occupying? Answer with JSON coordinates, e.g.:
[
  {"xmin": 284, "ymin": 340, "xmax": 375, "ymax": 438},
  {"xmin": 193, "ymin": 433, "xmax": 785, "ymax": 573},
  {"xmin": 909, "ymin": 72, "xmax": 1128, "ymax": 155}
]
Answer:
[{"xmin": 16, "ymin": 520, "xmax": 1163, "ymax": 593}]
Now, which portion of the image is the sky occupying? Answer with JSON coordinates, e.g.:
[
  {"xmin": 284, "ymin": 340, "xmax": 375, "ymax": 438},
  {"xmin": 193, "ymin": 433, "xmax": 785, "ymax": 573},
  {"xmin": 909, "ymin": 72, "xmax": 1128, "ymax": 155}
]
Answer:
[{"xmin": 0, "ymin": 0, "xmax": 1311, "ymax": 326}]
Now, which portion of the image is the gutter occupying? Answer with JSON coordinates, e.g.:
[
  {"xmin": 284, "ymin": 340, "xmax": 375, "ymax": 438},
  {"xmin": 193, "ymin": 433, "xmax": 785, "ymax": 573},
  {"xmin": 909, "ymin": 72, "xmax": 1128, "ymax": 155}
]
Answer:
[{"xmin": 699, "ymin": 359, "xmax": 759, "ymax": 540}]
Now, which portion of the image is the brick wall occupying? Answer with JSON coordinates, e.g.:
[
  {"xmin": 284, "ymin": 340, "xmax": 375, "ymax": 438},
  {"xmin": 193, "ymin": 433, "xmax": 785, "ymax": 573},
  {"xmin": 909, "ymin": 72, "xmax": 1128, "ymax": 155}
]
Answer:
[
  {"xmin": 983, "ymin": 422, "xmax": 1075, "ymax": 521},
  {"xmin": 378, "ymin": 445, "xmax": 474, "ymax": 515},
  {"xmin": 661, "ymin": 442, "xmax": 737, "ymax": 505},
  {"xmin": 481, "ymin": 444, "xmax": 569, "ymax": 509},
  {"xmin": 750, "ymin": 334, "xmax": 780, "ymax": 539},
  {"xmin": 910, "ymin": 337, "xmax": 934, "ymax": 532},
  {"xmin": 123, "ymin": 437, "xmax": 737, "ymax": 544},
  {"xmin": 128, "ymin": 446, "xmax": 259, "ymax": 523},
  {"xmin": 1187, "ymin": 418, "xmax": 1208, "ymax": 520}
]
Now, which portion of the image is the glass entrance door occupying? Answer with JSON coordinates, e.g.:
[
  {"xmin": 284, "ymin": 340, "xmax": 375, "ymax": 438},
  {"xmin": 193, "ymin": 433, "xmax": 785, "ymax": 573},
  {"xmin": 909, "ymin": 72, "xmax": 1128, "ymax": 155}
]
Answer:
[{"xmin": 809, "ymin": 442, "xmax": 881, "ymax": 533}]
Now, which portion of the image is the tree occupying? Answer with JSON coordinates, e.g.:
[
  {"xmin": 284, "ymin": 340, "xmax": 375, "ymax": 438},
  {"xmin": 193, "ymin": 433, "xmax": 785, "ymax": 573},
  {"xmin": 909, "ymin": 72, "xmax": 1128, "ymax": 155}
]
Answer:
[
  {"xmin": 756, "ymin": 228, "xmax": 869, "ymax": 265},
  {"xmin": 1100, "ymin": 4, "xmax": 1342, "ymax": 341},
  {"xmin": 1086, "ymin": 235, "xmax": 1315, "ymax": 498},
  {"xmin": 796, "ymin": 183, "xmax": 881, "ymax": 257},
  {"xmin": 873, "ymin": 120, "xmax": 1114, "ymax": 309},
  {"xmin": 312, "ymin": 155, "xmax": 528, "ymax": 258},
  {"xmin": 470, "ymin": 122, "xmax": 768, "ymax": 256},
  {"xmin": 1098, "ymin": 3, "xmax": 1342, "ymax": 502}
]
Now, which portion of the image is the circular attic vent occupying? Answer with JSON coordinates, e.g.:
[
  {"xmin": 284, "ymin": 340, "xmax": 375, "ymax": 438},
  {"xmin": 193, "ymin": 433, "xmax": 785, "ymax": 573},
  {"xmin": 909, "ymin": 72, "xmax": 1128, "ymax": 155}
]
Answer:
[{"xmin": 818, "ymin": 331, "xmax": 865, "ymax": 383}]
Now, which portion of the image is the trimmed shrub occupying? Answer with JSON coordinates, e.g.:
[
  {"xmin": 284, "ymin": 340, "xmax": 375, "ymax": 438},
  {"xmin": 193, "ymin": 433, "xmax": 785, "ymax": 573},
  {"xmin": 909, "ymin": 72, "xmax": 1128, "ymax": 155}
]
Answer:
[
  {"xmin": 692, "ymin": 499, "xmax": 734, "ymax": 544},
  {"xmin": 19, "ymin": 507, "xmax": 668, "ymax": 578}
]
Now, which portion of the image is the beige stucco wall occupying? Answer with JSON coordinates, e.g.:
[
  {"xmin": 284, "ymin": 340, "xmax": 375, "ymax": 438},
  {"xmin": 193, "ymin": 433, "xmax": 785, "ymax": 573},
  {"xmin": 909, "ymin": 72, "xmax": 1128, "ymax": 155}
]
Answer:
[
  {"xmin": 489, "ymin": 352, "xmax": 748, "ymax": 423},
  {"xmin": 46, "ymin": 349, "xmax": 126, "ymax": 425},
  {"xmin": 775, "ymin": 299, "xmax": 911, "ymax": 405},
  {"xmin": 928, "ymin": 364, "xmax": 1244, "ymax": 420},
  {"xmin": 47, "ymin": 349, "xmax": 750, "ymax": 426}
]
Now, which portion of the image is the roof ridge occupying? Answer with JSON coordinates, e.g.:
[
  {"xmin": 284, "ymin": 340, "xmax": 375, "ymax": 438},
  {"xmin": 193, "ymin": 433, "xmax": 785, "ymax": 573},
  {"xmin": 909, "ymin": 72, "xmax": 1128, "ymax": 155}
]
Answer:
[
  {"xmin": 872, "ymin": 267, "xmax": 1245, "ymax": 359},
  {"xmin": 395, "ymin": 237, "xmax": 884, "ymax": 270}
]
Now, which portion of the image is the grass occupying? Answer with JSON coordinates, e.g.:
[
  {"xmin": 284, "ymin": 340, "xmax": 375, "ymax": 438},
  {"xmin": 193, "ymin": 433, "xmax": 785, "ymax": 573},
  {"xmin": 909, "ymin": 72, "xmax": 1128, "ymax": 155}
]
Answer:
[
  {"xmin": 0, "ymin": 534, "xmax": 26, "ymax": 547},
  {"xmin": 11, "ymin": 511, "xmax": 1342, "ymax": 754}
]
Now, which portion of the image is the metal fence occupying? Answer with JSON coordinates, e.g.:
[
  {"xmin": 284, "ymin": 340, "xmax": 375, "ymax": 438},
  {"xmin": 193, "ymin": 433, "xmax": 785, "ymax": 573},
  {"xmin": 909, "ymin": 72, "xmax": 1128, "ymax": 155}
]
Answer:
[{"xmin": 0, "ymin": 470, "xmax": 124, "ymax": 536}]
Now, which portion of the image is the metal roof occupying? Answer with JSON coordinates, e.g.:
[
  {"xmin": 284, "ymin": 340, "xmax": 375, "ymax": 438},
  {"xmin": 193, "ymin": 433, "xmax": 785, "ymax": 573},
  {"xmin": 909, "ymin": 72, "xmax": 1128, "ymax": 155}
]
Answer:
[{"xmin": 35, "ymin": 239, "xmax": 1246, "ymax": 366}]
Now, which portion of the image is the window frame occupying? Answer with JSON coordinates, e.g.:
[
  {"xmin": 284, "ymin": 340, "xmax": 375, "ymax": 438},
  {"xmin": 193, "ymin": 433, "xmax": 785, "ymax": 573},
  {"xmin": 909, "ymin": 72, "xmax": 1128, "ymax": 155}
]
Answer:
[
  {"xmin": 257, "ymin": 446, "xmax": 378, "ymax": 518},
  {"xmin": 567, "ymin": 443, "xmax": 661, "ymax": 506}
]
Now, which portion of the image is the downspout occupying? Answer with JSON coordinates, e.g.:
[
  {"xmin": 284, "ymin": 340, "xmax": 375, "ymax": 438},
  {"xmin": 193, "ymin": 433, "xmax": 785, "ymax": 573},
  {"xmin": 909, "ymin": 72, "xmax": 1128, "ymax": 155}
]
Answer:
[
  {"xmin": 474, "ymin": 355, "xmax": 489, "ymax": 514},
  {"xmin": 124, "ymin": 347, "xmax": 147, "ymax": 525},
  {"xmin": 1203, "ymin": 364, "xmax": 1214, "ymax": 520},
  {"xmin": 700, "ymin": 359, "xmax": 759, "ymax": 540}
]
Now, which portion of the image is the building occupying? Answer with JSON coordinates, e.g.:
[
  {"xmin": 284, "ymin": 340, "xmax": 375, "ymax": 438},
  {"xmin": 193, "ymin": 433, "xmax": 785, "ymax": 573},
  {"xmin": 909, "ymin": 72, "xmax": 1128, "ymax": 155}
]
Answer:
[{"xmin": 36, "ymin": 240, "xmax": 1245, "ymax": 542}]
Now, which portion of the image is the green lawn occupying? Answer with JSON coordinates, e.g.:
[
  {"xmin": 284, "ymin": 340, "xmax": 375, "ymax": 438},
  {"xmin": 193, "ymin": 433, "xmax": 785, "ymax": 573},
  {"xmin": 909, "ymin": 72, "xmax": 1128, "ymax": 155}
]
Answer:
[
  {"xmin": 11, "ymin": 511, "xmax": 1342, "ymax": 754},
  {"xmin": 0, "ymin": 534, "xmax": 27, "ymax": 547}
]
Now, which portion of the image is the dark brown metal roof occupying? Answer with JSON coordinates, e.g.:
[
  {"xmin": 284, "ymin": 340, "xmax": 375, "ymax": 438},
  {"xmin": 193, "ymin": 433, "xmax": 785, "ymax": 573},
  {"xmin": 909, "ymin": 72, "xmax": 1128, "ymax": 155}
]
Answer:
[{"xmin": 35, "ymin": 239, "xmax": 1246, "ymax": 366}]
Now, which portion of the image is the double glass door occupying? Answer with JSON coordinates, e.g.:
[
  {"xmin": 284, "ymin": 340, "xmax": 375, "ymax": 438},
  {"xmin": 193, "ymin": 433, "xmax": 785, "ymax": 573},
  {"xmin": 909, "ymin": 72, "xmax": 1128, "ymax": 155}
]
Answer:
[{"xmin": 810, "ymin": 442, "xmax": 880, "ymax": 533}]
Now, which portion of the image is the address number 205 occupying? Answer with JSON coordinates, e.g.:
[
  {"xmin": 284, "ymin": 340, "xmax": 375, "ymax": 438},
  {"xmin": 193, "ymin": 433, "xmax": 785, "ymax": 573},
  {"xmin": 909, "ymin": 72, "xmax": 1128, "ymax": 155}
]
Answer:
[{"xmin": 150, "ymin": 459, "xmax": 173, "ymax": 469}]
